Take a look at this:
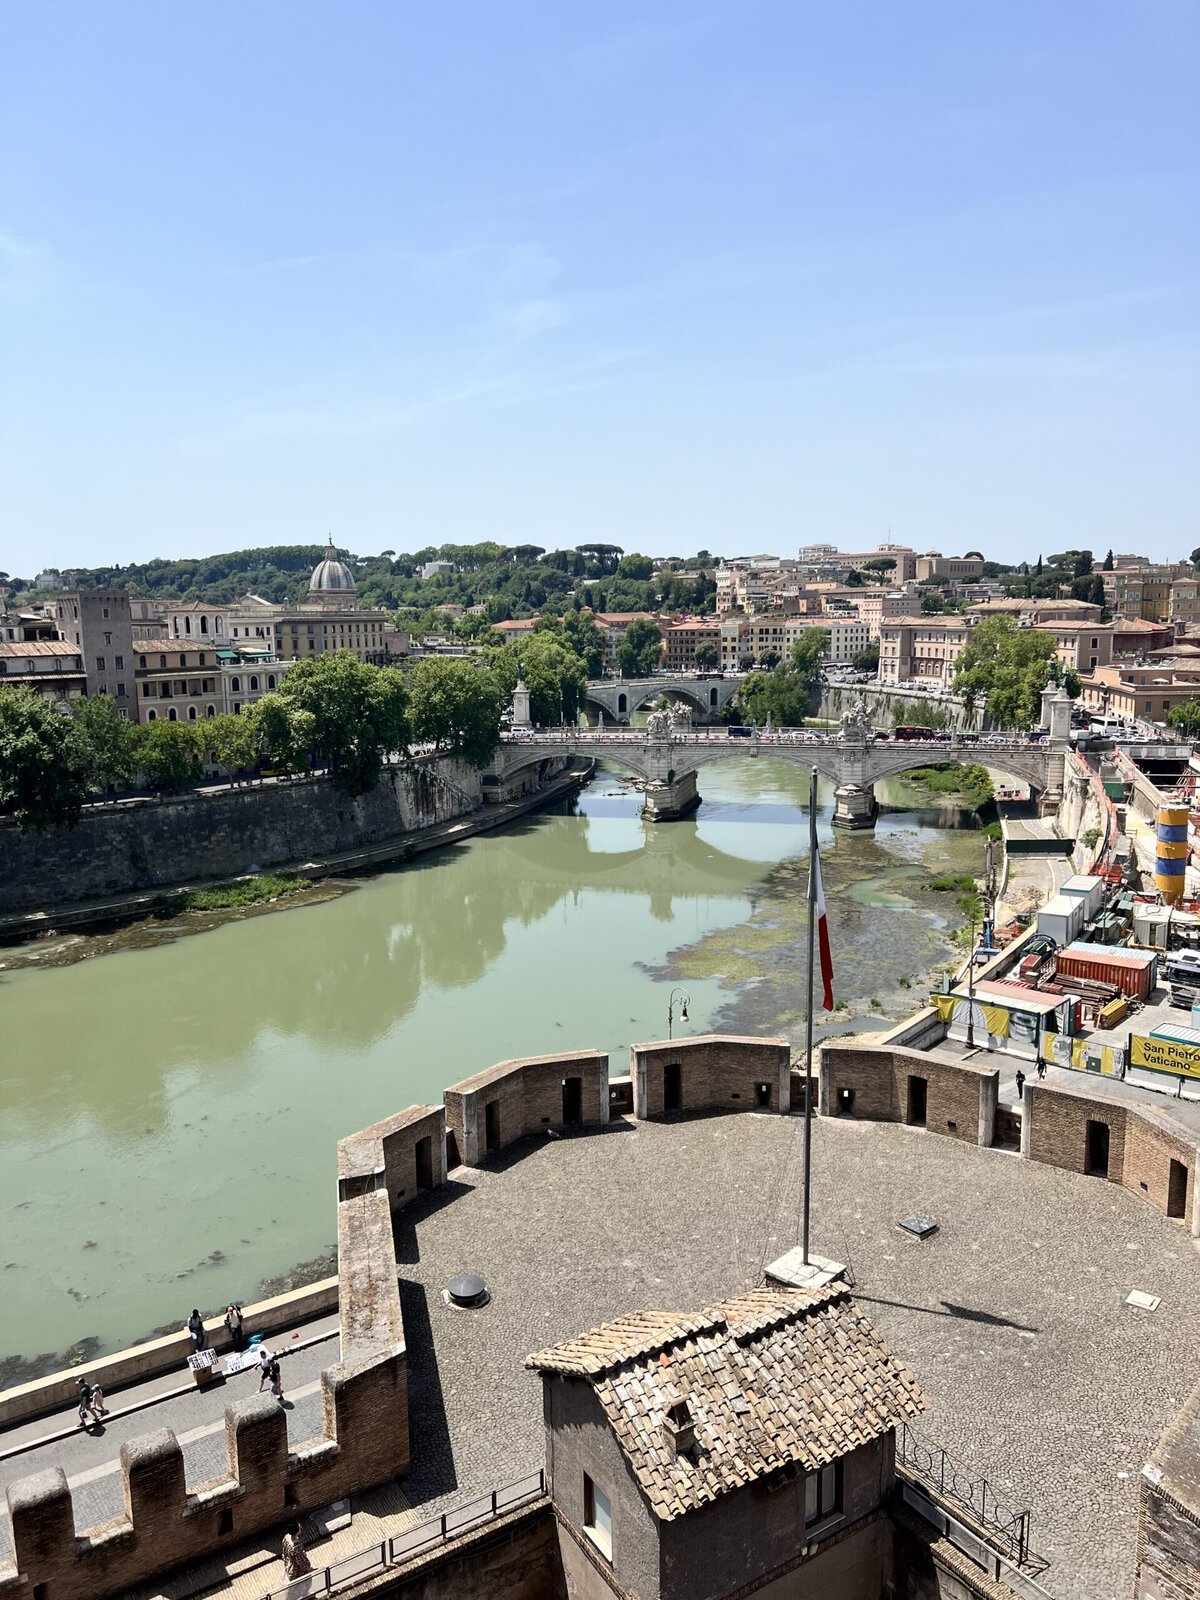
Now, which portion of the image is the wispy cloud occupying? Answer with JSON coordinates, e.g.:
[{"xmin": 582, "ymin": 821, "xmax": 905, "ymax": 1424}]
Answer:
[{"xmin": 0, "ymin": 230, "xmax": 56, "ymax": 307}]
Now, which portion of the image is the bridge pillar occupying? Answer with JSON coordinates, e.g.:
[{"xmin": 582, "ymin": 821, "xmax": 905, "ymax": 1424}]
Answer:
[
  {"xmin": 643, "ymin": 769, "xmax": 700, "ymax": 822},
  {"xmin": 832, "ymin": 783, "xmax": 878, "ymax": 830}
]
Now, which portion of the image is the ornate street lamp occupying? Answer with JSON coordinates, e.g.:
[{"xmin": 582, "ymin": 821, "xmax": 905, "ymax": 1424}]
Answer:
[{"xmin": 668, "ymin": 987, "xmax": 690, "ymax": 1040}]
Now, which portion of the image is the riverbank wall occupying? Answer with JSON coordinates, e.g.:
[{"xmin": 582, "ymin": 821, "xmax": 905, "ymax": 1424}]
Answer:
[{"xmin": 0, "ymin": 756, "xmax": 588, "ymax": 923}]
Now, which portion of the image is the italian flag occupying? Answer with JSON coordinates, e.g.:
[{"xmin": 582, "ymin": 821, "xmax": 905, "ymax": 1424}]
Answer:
[{"xmin": 812, "ymin": 845, "xmax": 834, "ymax": 1011}]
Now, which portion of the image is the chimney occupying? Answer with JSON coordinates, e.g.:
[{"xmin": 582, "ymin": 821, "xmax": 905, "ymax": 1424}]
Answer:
[{"xmin": 662, "ymin": 1397, "xmax": 696, "ymax": 1457}]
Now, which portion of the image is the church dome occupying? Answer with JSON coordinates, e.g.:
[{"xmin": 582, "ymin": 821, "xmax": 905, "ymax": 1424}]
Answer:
[{"xmin": 309, "ymin": 540, "xmax": 357, "ymax": 595}]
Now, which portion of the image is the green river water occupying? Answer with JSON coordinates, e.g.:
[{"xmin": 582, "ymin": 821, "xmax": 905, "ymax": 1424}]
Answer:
[{"xmin": 0, "ymin": 759, "xmax": 985, "ymax": 1374}]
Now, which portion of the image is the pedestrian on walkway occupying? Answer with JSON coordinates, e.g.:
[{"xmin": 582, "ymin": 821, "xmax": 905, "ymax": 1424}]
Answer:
[
  {"xmin": 76, "ymin": 1378, "xmax": 106, "ymax": 1427},
  {"xmin": 1036, "ymin": 1058, "xmax": 1047, "ymax": 1080},
  {"xmin": 224, "ymin": 1303, "xmax": 244, "ymax": 1352},
  {"xmin": 268, "ymin": 1354, "xmax": 284, "ymax": 1404},
  {"xmin": 1014, "ymin": 1069, "xmax": 1026, "ymax": 1100},
  {"xmin": 257, "ymin": 1346, "xmax": 273, "ymax": 1391},
  {"xmin": 281, "ymin": 1520, "xmax": 313, "ymax": 1580},
  {"xmin": 187, "ymin": 1309, "xmax": 206, "ymax": 1351}
]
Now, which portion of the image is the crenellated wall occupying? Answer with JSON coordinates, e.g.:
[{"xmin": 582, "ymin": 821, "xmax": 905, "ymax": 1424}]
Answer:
[
  {"xmin": 444, "ymin": 1050, "xmax": 609, "ymax": 1167},
  {"xmin": 820, "ymin": 1045, "xmax": 998, "ymax": 1147},
  {"xmin": 338, "ymin": 1104, "xmax": 448, "ymax": 1208},
  {"xmin": 631, "ymin": 1034, "xmax": 791, "ymax": 1118}
]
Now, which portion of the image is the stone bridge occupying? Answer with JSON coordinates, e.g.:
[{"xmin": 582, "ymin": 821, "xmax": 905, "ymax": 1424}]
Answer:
[
  {"xmin": 582, "ymin": 674, "xmax": 743, "ymax": 725},
  {"xmin": 488, "ymin": 727, "xmax": 1068, "ymax": 827}
]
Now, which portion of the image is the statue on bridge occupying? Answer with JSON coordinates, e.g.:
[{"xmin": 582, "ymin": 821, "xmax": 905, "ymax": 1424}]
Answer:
[
  {"xmin": 839, "ymin": 693, "xmax": 872, "ymax": 742},
  {"xmin": 646, "ymin": 703, "xmax": 692, "ymax": 740},
  {"xmin": 669, "ymin": 702, "xmax": 692, "ymax": 733},
  {"xmin": 646, "ymin": 709, "xmax": 671, "ymax": 740}
]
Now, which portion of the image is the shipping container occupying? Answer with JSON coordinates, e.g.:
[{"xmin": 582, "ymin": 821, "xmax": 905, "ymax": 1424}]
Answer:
[{"xmin": 1054, "ymin": 941, "xmax": 1158, "ymax": 1002}]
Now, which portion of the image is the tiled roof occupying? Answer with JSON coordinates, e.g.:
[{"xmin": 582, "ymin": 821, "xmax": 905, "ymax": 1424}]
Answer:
[
  {"xmin": 0, "ymin": 639, "xmax": 81, "ymax": 657},
  {"xmin": 527, "ymin": 1286, "xmax": 925, "ymax": 1520}
]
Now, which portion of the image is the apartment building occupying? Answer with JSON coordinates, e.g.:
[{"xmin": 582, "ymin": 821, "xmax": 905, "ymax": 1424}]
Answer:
[
  {"xmin": 1112, "ymin": 618, "xmax": 1175, "ymax": 656},
  {"xmin": 0, "ymin": 639, "xmax": 88, "ymax": 705},
  {"xmin": 134, "ymin": 643, "xmax": 288, "ymax": 722},
  {"xmin": 965, "ymin": 598, "xmax": 1104, "ymax": 625},
  {"xmin": 659, "ymin": 618, "xmax": 721, "ymax": 670},
  {"xmin": 878, "ymin": 616, "xmax": 971, "ymax": 687},
  {"xmin": 796, "ymin": 542, "xmax": 919, "ymax": 581},
  {"xmin": 853, "ymin": 589, "xmax": 921, "ymax": 639},
  {"xmin": 1080, "ymin": 661, "xmax": 1200, "ymax": 724},
  {"xmin": 1041, "ymin": 621, "xmax": 1114, "ymax": 675},
  {"xmin": 1102, "ymin": 564, "xmax": 1190, "ymax": 622}
]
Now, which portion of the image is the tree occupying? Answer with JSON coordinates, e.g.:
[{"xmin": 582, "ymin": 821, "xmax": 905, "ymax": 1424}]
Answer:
[
  {"xmin": 278, "ymin": 651, "xmax": 409, "ymax": 795},
  {"xmin": 202, "ymin": 712, "xmax": 260, "ymax": 779},
  {"xmin": 71, "ymin": 696, "xmax": 139, "ymax": 793},
  {"xmin": 733, "ymin": 630, "xmax": 826, "ymax": 726},
  {"xmin": 616, "ymin": 552, "xmax": 654, "ymax": 581},
  {"xmin": 134, "ymin": 720, "xmax": 203, "ymax": 792},
  {"xmin": 0, "ymin": 688, "xmax": 90, "ymax": 829},
  {"xmin": 616, "ymin": 618, "xmax": 664, "ymax": 678},
  {"xmin": 863, "ymin": 557, "xmax": 896, "ymax": 577},
  {"xmin": 1104, "ymin": 549, "xmax": 1115, "ymax": 571},
  {"xmin": 921, "ymin": 591, "xmax": 947, "ymax": 614},
  {"xmin": 852, "ymin": 644, "xmax": 880, "ymax": 673},
  {"xmin": 953, "ymin": 615, "xmax": 1060, "ymax": 729},
  {"xmin": 845, "ymin": 568, "xmax": 867, "ymax": 587},
  {"xmin": 1167, "ymin": 700, "xmax": 1200, "ymax": 740},
  {"xmin": 1070, "ymin": 574, "xmax": 1106, "ymax": 606},
  {"xmin": 561, "ymin": 609, "xmax": 607, "ymax": 678},
  {"xmin": 695, "ymin": 641, "xmax": 720, "ymax": 672},
  {"xmin": 492, "ymin": 633, "xmax": 589, "ymax": 725},
  {"xmin": 408, "ymin": 657, "xmax": 504, "ymax": 765}
]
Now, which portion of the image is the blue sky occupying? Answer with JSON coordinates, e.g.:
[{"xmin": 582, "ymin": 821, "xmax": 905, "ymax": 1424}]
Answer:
[{"xmin": 2, "ymin": 1, "xmax": 1197, "ymax": 574}]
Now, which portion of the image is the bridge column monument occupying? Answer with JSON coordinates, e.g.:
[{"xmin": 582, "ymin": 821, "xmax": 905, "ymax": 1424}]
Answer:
[
  {"xmin": 831, "ymin": 698, "xmax": 878, "ymax": 830},
  {"xmin": 641, "ymin": 708, "xmax": 701, "ymax": 821}
]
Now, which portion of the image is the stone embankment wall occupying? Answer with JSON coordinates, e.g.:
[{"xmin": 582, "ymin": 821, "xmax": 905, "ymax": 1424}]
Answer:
[{"xmin": 0, "ymin": 758, "xmax": 482, "ymax": 912}]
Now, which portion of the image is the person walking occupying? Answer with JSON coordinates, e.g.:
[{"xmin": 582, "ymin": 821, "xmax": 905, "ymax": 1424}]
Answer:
[
  {"xmin": 76, "ymin": 1378, "xmax": 107, "ymax": 1426},
  {"xmin": 281, "ymin": 1520, "xmax": 313, "ymax": 1580},
  {"xmin": 1014, "ymin": 1069, "xmax": 1026, "ymax": 1100},
  {"xmin": 224, "ymin": 1303, "xmax": 244, "ymax": 1352},
  {"xmin": 268, "ymin": 1353, "xmax": 284, "ymax": 1404},
  {"xmin": 1036, "ymin": 1057, "xmax": 1047, "ymax": 1080},
  {"xmin": 257, "ymin": 1346, "xmax": 273, "ymax": 1391},
  {"xmin": 187, "ymin": 1309, "xmax": 206, "ymax": 1351}
]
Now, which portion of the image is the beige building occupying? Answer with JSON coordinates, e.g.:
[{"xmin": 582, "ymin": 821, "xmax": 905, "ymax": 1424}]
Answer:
[
  {"xmin": 1102, "ymin": 563, "xmax": 1190, "ymax": 621},
  {"xmin": 1042, "ymin": 621, "xmax": 1114, "ymax": 675},
  {"xmin": 853, "ymin": 589, "xmax": 921, "ymax": 639},
  {"xmin": 224, "ymin": 543, "xmax": 395, "ymax": 664},
  {"xmin": 965, "ymin": 597, "xmax": 1103, "ymax": 624},
  {"xmin": 0, "ymin": 639, "xmax": 88, "ymax": 706},
  {"xmin": 135, "ymin": 644, "xmax": 289, "ymax": 723},
  {"xmin": 878, "ymin": 616, "xmax": 971, "ymax": 687},
  {"xmin": 915, "ymin": 552, "xmax": 984, "ymax": 582},
  {"xmin": 1080, "ymin": 661, "xmax": 1200, "ymax": 724}
]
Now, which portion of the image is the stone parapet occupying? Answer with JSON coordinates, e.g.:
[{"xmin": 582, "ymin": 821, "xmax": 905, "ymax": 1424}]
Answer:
[
  {"xmin": 819, "ymin": 1045, "xmax": 998, "ymax": 1146},
  {"xmin": 337, "ymin": 1103, "xmax": 447, "ymax": 1209},
  {"xmin": 444, "ymin": 1050, "xmax": 609, "ymax": 1167},
  {"xmin": 631, "ymin": 1034, "xmax": 791, "ymax": 1118}
]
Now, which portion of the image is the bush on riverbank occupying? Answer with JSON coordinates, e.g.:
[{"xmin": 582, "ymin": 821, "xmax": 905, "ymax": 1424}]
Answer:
[
  {"xmin": 904, "ymin": 762, "xmax": 993, "ymax": 808},
  {"xmin": 173, "ymin": 874, "xmax": 311, "ymax": 912}
]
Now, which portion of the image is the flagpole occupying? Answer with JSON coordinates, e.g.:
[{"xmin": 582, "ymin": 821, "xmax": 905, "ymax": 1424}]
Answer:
[{"xmin": 803, "ymin": 763, "xmax": 817, "ymax": 1266}]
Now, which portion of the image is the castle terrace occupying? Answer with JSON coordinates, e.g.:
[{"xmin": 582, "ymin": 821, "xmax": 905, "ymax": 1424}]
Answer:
[{"xmin": 4, "ymin": 1035, "xmax": 1200, "ymax": 1599}]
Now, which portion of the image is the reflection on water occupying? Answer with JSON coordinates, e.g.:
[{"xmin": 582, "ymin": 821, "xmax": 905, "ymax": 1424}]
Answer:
[{"xmin": 0, "ymin": 759, "xmax": 981, "ymax": 1359}]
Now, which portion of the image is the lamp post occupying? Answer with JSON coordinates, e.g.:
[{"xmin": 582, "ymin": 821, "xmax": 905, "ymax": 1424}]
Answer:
[
  {"xmin": 668, "ymin": 988, "xmax": 690, "ymax": 1040},
  {"xmin": 965, "ymin": 912, "xmax": 977, "ymax": 1049}
]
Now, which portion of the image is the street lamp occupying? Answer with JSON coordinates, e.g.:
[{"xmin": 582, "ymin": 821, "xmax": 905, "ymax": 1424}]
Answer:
[{"xmin": 668, "ymin": 988, "xmax": 690, "ymax": 1040}]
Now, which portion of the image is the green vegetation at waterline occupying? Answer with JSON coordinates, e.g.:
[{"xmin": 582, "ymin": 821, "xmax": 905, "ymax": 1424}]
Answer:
[
  {"xmin": 172, "ymin": 874, "xmax": 311, "ymax": 912},
  {"xmin": 903, "ymin": 762, "xmax": 994, "ymax": 808}
]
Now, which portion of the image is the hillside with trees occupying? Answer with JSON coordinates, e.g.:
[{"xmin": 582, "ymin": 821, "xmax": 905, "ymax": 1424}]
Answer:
[{"xmin": 8, "ymin": 542, "xmax": 720, "ymax": 625}]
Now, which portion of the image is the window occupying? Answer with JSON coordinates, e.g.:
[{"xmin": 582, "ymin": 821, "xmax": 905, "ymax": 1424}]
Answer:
[
  {"xmin": 249, "ymin": 675, "xmax": 259, "ymax": 691},
  {"xmin": 231, "ymin": 676, "xmax": 241, "ymax": 692},
  {"xmin": 804, "ymin": 1461, "xmax": 841, "ymax": 1531},
  {"xmin": 142, "ymin": 684, "xmax": 152, "ymax": 697},
  {"xmin": 102, "ymin": 606, "xmax": 109, "ymax": 619},
  {"xmin": 159, "ymin": 655, "xmax": 167, "ymax": 669},
  {"xmin": 104, "ymin": 631, "xmax": 112, "ymax": 645},
  {"xmin": 583, "ymin": 1474, "xmax": 612, "ymax": 1559},
  {"xmin": 117, "ymin": 684, "xmax": 126, "ymax": 698},
  {"xmin": 95, "ymin": 654, "xmax": 106, "ymax": 671},
  {"xmin": 199, "ymin": 653, "xmax": 207, "ymax": 666},
  {"xmin": 268, "ymin": 674, "xmax": 276, "ymax": 688},
  {"xmin": 188, "ymin": 706, "xmax": 197, "ymax": 720},
  {"xmin": 148, "ymin": 709, "xmax": 157, "ymax": 720},
  {"xmin": 139, "ymin": 655, "xmax": 147, "ymax": 669},
  {"xmin": 115, "ymin": 655, "xmax": 123, "ymax": 669},
  {"xmin": 179, "ymin": 654, "xmax": 187, "ymax": 668},
  {"xmin": 168, "ymin": 708, "xmax": 177, "ymax": 721}
]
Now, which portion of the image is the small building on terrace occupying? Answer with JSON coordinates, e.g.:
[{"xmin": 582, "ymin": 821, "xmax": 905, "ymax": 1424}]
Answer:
[{"xmin": 527, "ymin": 1285, "xmax": 925, "ymax": 1600}]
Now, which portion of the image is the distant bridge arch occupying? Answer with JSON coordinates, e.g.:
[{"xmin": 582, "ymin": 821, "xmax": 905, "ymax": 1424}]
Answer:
[{"xmin": 582, "ymin": 675, "xmax": 742, "ymax": 725}]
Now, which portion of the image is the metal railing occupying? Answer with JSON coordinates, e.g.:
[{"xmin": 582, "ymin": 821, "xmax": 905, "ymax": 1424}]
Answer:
[
  {"xmin": 263, "ymin": 1469, "xmax": 546, "ymax": 1599},
  {"xmin": 897, "ymin": 1424, "xmax": 1035, "ymax": 1569}
]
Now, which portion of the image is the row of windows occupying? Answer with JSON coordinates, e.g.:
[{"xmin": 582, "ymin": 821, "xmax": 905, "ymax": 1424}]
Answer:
[
  {"xmin": 94, "ymin": 654, "xmax": 124, "ymax": 671},
  {"xmin": 140, "ymin": 674, "xmax": 277, "ymax": 697},
  {"xmin": 146, "ymin": 704, "xmax": 245, "ymax": 722}
]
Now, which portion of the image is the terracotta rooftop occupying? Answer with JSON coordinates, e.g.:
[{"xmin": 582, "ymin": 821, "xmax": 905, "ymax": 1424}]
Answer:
[
  {"xmin": 0, "ymin": 639, "xmax": 82, "ymax": 658},
  {"xmin": 527, "ymin": 1286, "xmax": 925, "ymax": 1520}
]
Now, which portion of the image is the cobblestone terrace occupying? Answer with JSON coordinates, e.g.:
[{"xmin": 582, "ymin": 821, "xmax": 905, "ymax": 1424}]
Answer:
[{"xmin": 395, "ymin": 1112, "xmax": 1200, "ymax": 1600}]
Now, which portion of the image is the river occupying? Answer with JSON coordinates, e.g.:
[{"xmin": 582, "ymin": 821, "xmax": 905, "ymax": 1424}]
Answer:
[{"xmin": 0, "ymin": 758, "xmax": 985, "ymax": 1373}]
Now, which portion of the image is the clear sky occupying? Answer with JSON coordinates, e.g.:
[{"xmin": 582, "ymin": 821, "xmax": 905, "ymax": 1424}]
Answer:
[{"xmin": 2, "ymin": 1, "xmax": 1197, "ymax": 575}]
